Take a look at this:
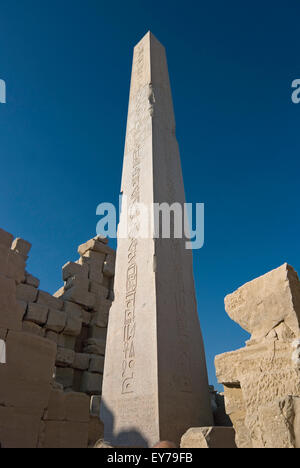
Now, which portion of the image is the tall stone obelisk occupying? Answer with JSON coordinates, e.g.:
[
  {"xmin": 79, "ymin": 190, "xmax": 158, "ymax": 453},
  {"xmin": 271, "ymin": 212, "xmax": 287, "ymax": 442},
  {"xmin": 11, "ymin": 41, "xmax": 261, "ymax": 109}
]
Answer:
[{"xmin": 101, "ymin": 32, "xmax": 213, "ymax": 447}]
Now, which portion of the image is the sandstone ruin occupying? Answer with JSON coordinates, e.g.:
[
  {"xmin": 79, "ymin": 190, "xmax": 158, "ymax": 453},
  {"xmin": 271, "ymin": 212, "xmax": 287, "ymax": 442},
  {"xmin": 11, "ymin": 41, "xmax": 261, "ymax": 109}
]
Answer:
[
  {"xmin": 0, "ymin": 227, "xmax": 114, "ymax": 448},
  {"xmin": 215, "ymin": 263, "xmax": 300, "ymax": 448}
]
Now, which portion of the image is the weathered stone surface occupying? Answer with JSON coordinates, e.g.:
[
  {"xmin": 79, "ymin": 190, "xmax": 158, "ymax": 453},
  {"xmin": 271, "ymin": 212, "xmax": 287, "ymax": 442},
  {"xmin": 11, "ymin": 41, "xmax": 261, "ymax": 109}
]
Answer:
[
  {"xmin": 63, "ymin": 313, "xmax": 82, "ymax": 337},
  {"xmin": 89, "ymin": 416, "xmax": 104, "ymax": 448},
  {"xmin": 0, "ymin": 406, "xmax": 42, "ymax": 448},
  {"xmin": 225, "ymin": 263, "xmax": 300, "ymax": 342},
  {"xmin": 81, "ymin": 371, "xmax": 103, "ymax": 395},
  {"xmin": 25, "ymin": 272, "xmax": 40, "ymax": 288},
  {"xmin": 22, "ymin": 320, "xmax": 45, "ymax": 337},
  {"xmin": 101, "ymin": 32, "xmax": 213, "ymax": 448},
  {"xmin": 26, "ymin": 302, "xmax": 49, "ymax": 325},
  {"xmin": 78, "ymin": 238, "xmax": 112, "ymax": 257},
  {"xmin": 43, "ymin": 420, "xmax": 89, "ymax": 448},
  {"xmin": 216, "ymin": 264, "xmax": 300, "ymax": 448},
  {"xmin": 62, "ymin": 286, "xmax": 95, "ymax": 309},
  {"xmin": 89, "ymin": 355, "xmax": 105, "ymax": 374},
  {"xmin": 46, "ymin": 308, "xmax": 67, "ymax": 333},
  {"xmin": 90, "ymin": 395, "xmax": 101, "ymax": 416},
  {"xmin": 88, "ymin": 325, "xmax": 107, "ymax": 341},
  {"xmin": 65, "ymin": 392, "xmax": 90, "ymax": 422},
  {"xmin": 83, "ymin": 338, "xmax": 106, "ymax": 356},
  {"xmin": 0, "ymin": 228, "xmax": 13, "ymax": 248},
  {"xmin": 16, "ymin": 283, "xmax": 38, "ymax": 303},
  {"xmin": 11, "ymin": 237, "xmax": 31, "ymax": 259},
  {"xmin": 57, "ymin": 334, "xmax": 76, "ymax": 350},
  {"xmin": 62, "ymin": 261, "xmax": 89, "ymax": 281},
  {"xmin": 73, "ymin": 353, "xmax": 90, "ymax": 370},
  {"xmin": 0, "ymin": 327, "xmax": 8, "ymax": 340},
  {"xmin": 37, "ymin": 291, "xmax": 63, "ymax": 311},
  {"xmin": 55, "ymin": 367, "xmax": 74, "ymax": 389},
  {"xmin": 63, "ymin": 300, "xmax": 83, "ymax": 319},
  {"xmin": 56, "ymin": 346, "xmax": 75, "ymax": 367},
  {"xmin": 103, "ymin": 255, "xmax": 115, "ymax": 278},
  {"xmin": 6, "ymin": 250, "xmax": 26, "ymax": 283},
  {"xmin": 45, "ymin": 330, "xmax": 59, "ymax": 344},
  {"xmin": 180, "ymin": 427, "xmax": 237, "ymax": 449},
  {"xmin": 44, "ymin": 389, "xmax": 66, "ymax": 421},
  {"xmin": 0, "ymin": 276, "xmax": 23, "ymax": 331}
]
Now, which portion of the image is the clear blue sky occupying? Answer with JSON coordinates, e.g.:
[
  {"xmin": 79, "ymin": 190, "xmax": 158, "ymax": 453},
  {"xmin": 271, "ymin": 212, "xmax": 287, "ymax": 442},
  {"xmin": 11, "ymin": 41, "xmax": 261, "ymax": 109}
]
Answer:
[{"xmin": 1, "ymin": 0, "xmax": 300, "ymax": 390}]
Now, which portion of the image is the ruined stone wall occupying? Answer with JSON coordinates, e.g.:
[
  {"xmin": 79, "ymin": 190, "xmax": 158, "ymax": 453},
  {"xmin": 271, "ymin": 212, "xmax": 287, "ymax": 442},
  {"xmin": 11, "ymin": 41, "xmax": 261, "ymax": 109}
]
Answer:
[
  {"xmin": 0, "ymin": 227, "xmax": 115, "ymax": 448},
  {"xmin": 215, "ymin": 264, "xmax": 300, "ymax": 448}
]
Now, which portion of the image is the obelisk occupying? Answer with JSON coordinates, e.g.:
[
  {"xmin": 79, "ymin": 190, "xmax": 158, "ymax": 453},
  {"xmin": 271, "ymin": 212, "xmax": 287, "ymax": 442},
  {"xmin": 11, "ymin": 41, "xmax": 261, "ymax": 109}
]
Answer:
[{"xmin": 101, "ymin": 32, "xmax": 213, "ymax": 447}]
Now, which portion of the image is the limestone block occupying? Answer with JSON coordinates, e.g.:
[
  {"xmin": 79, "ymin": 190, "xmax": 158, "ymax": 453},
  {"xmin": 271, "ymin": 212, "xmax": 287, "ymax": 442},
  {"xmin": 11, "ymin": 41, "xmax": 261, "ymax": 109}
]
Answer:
[
  {"xmin": 225, "ymin": 264, "xmax": 300, "ymax": 341},
  {"xmin": 82, "ymin": 310, "xmax": 92, "ymax": 325},
  {"xmin": 56, "ymin": 346, "xmax": 75, "ymax": 367},
  {"xmin": 22, "ymin": 320, "xmax": 45, "ymax": 337},
  {"xmin": 55, "ymin": 367, "xmax": 74, "ymax": 389},
  {"xmin": 63, "ymin": 314, "xmax": 82, "ymax": 337},
  {"xmin": 103, "ymin": 254, "xmax": 115, "ymax": 278},
  {"xmin": 63, "ymin": 300, "xmax": 83, "ymax": 319},
  {"xmin": 78, "ymin": 238, "xmax": 111, "ymax": 257},
  {"xmin": 73, "ymin": 353, "xmax": 90, "ymax": 370},
  {"xmin": 62, "ymin": 261, "xmax": 89, "ymax": 281},
  {"xmin": 0, "ymin": 328, "xmax": 8, "ymax": 340},
  {"xmin": 0, "ymin": 244, "xmax": 10, "ymax": 277},
  {"xmin": 81, "ymin": 371, "xmax": 103, "ymax": 395},
  {"xmin": 83, "ymin": 338, "xmax": 106, "ymax": 356},
  {"xmin": 65, "ymin": 392, "xmax": 90, "ymax": 422},
  {"xmin": 88, "ymin": 325, "xmax": 107, "ymax": 341},
  {"xmin": 89, "ymin": 355, "xmax": 105, "ymax": 374},
  {"xmin": 53, "ymin": 286, "xmax": 64, "ymax": 298},
  {"xmin": 90, "ymin": 395, "xmax": 101, "ymax": 416},
  {"xmin": 91, "ymin": 306, "xmax": 109, "ymax": 328},
  {"xmin": 44, "ymin": 388, "xmax": 66, "ymax": 421},
  {"xmin": 17, "ymin": 300, "xmax": 28, "ymax": 318},
  {"xmin": 43, "ymin": 420, "xmax": 89, "ymax": 448},
  {"xmin": 26, "ymin": 302, "xmax": 49, "ymax": 325},
  {"xmin": 0, "ymin": 275, "xmax": 23, "ymax": 331},
  {"xmin": 11, "ymin": 237, "xmax": 32, "ymax": 259},
  {"xmin": 89, "ymin": 415, "xmax": 104, "ymax": 448},
  {"xmin": 57, "ymin": 334, "xmax": 76, "ymax": 350},
  {"xmin": 62, "ymin": 285, "xmax": 95, "ymax": 309},
  {"xmin": 16, "ymin": 283, "xmax": 38, "ymax": 303},
  {"xmin": 0, "ymin": 228, "xmax": 13, "ymax": 248},
  {"xmin": 37, "ymin": 290, "xmax": 63, "ymax": 311},
  {"xmin": 46, "ymin": 308, "xmax": 67, "ymax": 333},
  {"xmin": 25, "ymin": 272, "xmax": 40, "ymax": 288},
  {"xmin": 65, "ymin": 275, "xmax": 89, "ymax": 292},
  {"xmin": 180, "ymin": 427, "xmax": 237, "ymax": 449},
  {"xmin": 6, "ymin": 250, "xmax": 26, "ymax": 283},
  {"xmin": 0, "ymin": 406, "xmax": 42, "ymax": 448},
  {"xmin": 45, "ymin": 330, "xmax": 59, "ymax": 344}
]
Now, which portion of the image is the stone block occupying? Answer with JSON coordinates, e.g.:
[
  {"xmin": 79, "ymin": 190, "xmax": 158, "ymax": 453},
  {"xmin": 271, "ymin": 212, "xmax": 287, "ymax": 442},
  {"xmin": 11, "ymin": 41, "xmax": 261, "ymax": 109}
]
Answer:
[
  {"xmin": 90, "ymin": 395, "xmax": 101, "ymax": 416},
  {"xmin": 62, "ymin": 261, "xmax": 89, "ymax": 281},
  {"xmin": 103, "ymin": 254, "xmax": 115, "ymax": 278},
  {"xmin": 43, "ymin": 420, "xmax": 89, "ymax": 448},
  {"xmin": 6, "ymin": 250, "xmax": 26, "ymax": 283},
  {"xmin": 25, "ymin": 272, "xmax": 40, "ymax": 288},
  {"xmin": 91, "ymin": 307, "xmax": 109, "ymax": 328},
  {"xmin": 0, "ymin": 328, "xmax": 8, "ymax": 340},
  {"xmin": 65, "ymin": 275, "xmax": 89, "ymax": 292},
  {"xmin": 46, "ymin": 308, "xmax": 67, "ymax": 333},
  {"xmin": 26, "ymin": 302, "xmax": 49, "ymax": 325},
  {"xmin": 44, "ymin": 388, "xmax": 66, "ymax": 421},
  {"xmin": 73, "ymin": 353, "xmax": 90, "ymax": 370},
  {"xmin": 22, "ymin": 320, "xmax": 45, "ymax": 337},
  {"xmin": 63, "ymin": 314, "xmax": 82, "ymax": 337},
  {"xmin": 0, "ymin": 275, "xmax": 23, "ymax": 331},
  {"xmin": 56, "ymin": 346, "xmax": 75, "ymax": 367},
  {"xmin": 89, "ymin": 355, "xmax": 105, "ymax": 374},
  {"xmin": 55, "ymin": 367, "xmax": 74, "ymax": 389},
  {"xmin": 78, "ymin": 237, "xmax": 111, "ymax": 257},
  {"xmin": 225, "ymin": 263, "xmax": 300, "ymax": 341},
  {"xmin": 37, "ymin": 290, "xmax": 63, "ymax": 311},
  {"xmin": 88, "ymin": 325, "xmax": 107, "ymax": 341},
  {"xmin": 45, "ymin": 330, "xmax": 59, "ymax": 344},
  {"xmin": 16, "ymin": 283, "xmax": 38, "ymax": 303},
  {"xmin": 57, "ymin": 334, "xmax": 76, "ymax": 350},
  {"xmin": 63, "ymin": 300, "xmax": 83, "ymax": 319},
  {"xmin": 11, "ymin": 237, "xmax": 32, "ymax": 259},
  {"xmin": 0, "ymin": 228, "xmax": 13, "ymax": 248},
  {"xmin": 180, "ymin": 427, "xmax": 237, "ymax": 448},
  {"xmin": 81, "ymin": 371, "xmax": 103, "ymax": 395},
  {"xmin": 83, "ymin": 338, "xmax": 106, "ymax": 356},
  {"xmin": 0, "ymin": 406, "xmax": 42, "ymax": 448},
  {"xmin": 17, "ymin": 300, "xmax": 28, "ymax": 318},
  {"xmin": 89, "ymin": 415, "xmax": 104, "ymax": 448},
  {"xmin": 65, "ymin": 392, "xmax": 90, "ymax": 422},
  {"xmin": 82, "ymin": 310, "xmax": 92, "ymax": 325},
  {"xmin": 62, "ymin": 285, "xmax": 95, "ymax": 309}
]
